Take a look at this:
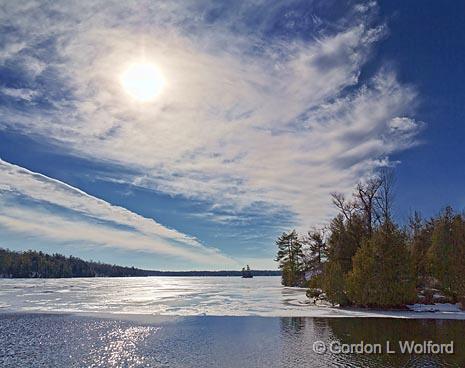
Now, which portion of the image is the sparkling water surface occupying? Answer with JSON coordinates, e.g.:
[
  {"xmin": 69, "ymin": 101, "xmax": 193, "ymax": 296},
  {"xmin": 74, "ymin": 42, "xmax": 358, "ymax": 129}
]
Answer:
[{"xmin": 0, "ymin": 314, "xmax": 464, "ymax": 368}]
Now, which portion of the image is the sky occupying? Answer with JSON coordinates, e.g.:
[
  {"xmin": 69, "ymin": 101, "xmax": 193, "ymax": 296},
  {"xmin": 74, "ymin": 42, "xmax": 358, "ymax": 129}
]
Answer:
[{"xmin": 0, "ymin": 0, "xmax": 464, "ymax": 270}]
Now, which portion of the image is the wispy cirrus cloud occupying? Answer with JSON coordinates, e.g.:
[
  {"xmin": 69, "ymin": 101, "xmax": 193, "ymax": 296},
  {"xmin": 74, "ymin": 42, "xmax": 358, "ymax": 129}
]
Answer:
[
  {"xmin": 0, "ymin": 87, "xmax": 38, "ymax": 101},
  {"xmin": 0, "ymin": 0, "xmax": 423, "ymax": 233},
  {"xmin": 0, "ymin": 159, "xmax": 236, "ymax": 267}
]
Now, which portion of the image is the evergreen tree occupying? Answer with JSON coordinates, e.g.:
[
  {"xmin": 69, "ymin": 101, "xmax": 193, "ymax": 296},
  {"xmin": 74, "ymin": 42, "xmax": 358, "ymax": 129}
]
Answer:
[
  {"xmin": 0, "ymin": 248, "xmax": 147, "ymax": 278},
  {"xmin": 327, "ymin": 213, "xmax": 366, "ymax": 274},
  {"xmin": 303, "ymin": 228, "xmax": 327, "ymax": 272},
  {"xmin": 408, "ymin": 212, "xmax": 433, "ymax": 286},
  {"xmin": 346, "ymin": 224, "xmax": 416, "ymax": 307},
  {"xmin": 275, "ymin": 230, "xmax": 304, "ymax": 286},
  {"xmin": 427, "ymin": 207, "xmax": 465, "ymax": 299},
  {"xmin": 322, "ymin": 261, "xmax": 348, "ymax": 306}
]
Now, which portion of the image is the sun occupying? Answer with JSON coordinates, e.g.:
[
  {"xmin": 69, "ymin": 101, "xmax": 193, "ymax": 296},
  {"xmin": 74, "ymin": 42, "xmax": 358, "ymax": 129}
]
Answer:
[{"xmin": 120, "ymin": 63, "xmax": 164, "ymax": 102}]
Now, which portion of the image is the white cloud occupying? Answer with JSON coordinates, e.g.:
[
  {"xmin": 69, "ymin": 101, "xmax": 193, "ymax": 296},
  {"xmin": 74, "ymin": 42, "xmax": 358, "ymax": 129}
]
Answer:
[
  {"xmin": 1, "ymin": 87, "xmax": 38, "ymax": 101},
  {"xmin": 0, "ymin": 1, "xmax": 423, "ymax": 231},
  {"xmin": 0, "ymin": 159, "xmax": 236, "ymax": 267},
  {"xmin": 0, "ymin": 41, "xmax": 26, "ymax": 63},
  {"xmin": 389, "ymin": 117, "xmax": 421, "ymax": 133}
]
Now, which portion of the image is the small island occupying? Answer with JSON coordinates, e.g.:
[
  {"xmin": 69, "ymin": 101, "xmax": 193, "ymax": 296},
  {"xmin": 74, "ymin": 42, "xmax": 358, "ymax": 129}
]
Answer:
[{"xmin": 241, "ymin": 265, "xmax": 253, "ymax": 278}]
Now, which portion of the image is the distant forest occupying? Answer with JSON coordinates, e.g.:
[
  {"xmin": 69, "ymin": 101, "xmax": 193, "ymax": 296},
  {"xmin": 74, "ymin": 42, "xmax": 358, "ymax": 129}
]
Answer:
[{"xmin": 0, "ymin": 248, "xmax": 280, "ymax": 278}]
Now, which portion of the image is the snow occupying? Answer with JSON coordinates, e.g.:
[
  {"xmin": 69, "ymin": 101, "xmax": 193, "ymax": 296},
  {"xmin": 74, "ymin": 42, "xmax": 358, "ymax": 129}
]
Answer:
[{"xmin": 1, "ymin": 277, "xmax": 465, "ymax": 319}]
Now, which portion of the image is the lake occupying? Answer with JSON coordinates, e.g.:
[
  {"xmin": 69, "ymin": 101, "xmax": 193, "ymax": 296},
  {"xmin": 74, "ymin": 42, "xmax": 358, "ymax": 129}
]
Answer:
[
  {"xmin": 0, "ymin": 276, "xmax": 311, "ymax": 316},
  {"xmin": 1, "ymin": 276, "xmax": 463, "ymax": 318},
  {"xmin": 1, "ymin": 277, "xmax": 464, "ymax": 367}
]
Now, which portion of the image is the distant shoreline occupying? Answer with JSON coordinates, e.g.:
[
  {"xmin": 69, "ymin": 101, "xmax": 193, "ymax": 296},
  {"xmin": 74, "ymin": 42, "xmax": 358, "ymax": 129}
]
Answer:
[
  {"xmin": 0, "ymin": 268, "xmax": 282, "ymax": 279},
  {"xmin": 0, "ymin": 272, "xmax": 282, "ymax": 279},
  {"xmin": 0, "ymin": 248, "xmax": 281, "ymax": 278}
]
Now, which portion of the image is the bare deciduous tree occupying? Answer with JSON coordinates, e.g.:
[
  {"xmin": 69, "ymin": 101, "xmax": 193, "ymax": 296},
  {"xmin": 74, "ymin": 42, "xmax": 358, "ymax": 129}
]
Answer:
[
  {"xmin": 354, "ymin": 177, "xmax": 382, "ymax": 236},
  {"xmin": 375, "ymin": 167, "xmax": 396, "ymax": 225},
  {"xmin": 330, "ymin": 168, "xmax": 395, "ymax": 236},
  {"xmin": 330, "ymin": 192, "xmax": 355, "ymax": 222}
]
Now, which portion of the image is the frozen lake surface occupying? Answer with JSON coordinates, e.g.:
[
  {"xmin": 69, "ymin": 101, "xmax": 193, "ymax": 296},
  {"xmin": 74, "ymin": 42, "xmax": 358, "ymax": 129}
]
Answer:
[
  {"xmin": 1, "ymin": 276, "xmax": 465, "ymax": 319},
  {"xmin": 0, "ymin": 276, "xmax": 308, "ymax": 316}
]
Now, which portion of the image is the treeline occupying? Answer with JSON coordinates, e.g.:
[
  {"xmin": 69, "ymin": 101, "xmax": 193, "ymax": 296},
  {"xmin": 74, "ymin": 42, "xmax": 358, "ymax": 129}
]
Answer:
[
  {"xmin": 275, "ymin": 168, "xmax": 465, "ymax": 308},
  {"xmin": 0, "ymin": 249, "xmax": 153, "ymax": 278},
  {"xmin": 0, "ymin": 248, "xmax": 280, "ymax": 278}
]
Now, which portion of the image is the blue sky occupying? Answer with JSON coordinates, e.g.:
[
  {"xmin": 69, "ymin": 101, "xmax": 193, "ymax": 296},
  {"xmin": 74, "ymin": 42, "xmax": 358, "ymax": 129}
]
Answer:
[{"xmin": 0, "ymin": 0, "xmax": 464, "ymax": 270}]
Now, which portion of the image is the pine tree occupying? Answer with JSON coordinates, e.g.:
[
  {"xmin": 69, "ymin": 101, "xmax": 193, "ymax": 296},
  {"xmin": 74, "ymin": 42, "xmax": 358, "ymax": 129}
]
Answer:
[
  {"xmin": 303, "ymin": 228, "xmax": 327, "ymax": 272},
  {"xmin": 275, "ymin": 230, "xmax": 304, "ymax": 286}
]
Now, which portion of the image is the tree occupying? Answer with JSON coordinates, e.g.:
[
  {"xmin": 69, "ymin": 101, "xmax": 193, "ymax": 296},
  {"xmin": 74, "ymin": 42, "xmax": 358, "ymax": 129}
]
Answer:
[
  {"xmin": 354, "ymin": 178, "xmax": 382, "ymax": 236},
  {"xmin": 408, "ymin": 212, "xmax": 433, "ymax": 286},
  {"xmin": 275, "ymin": 230, "xmax": 304, "ymax": 286},
  {"xmin": 322, "ymin": 261, "xmax": 348, "ymax": 306},
  {"xmin": 375, "ymin": 167, "xmax": 395, "ymax": 224},
  {"xmin": 346, "ymin": 224, "xmax": 416, "ymax": 307},
  {"xmin": 326, "ymin": 169, "xmax": 395, "ymax": 275},
  {"xmin": 327, "ymin": 213, "xmax": 366, "ymax": 274},
  {"xmin": 427, "ymin": 207, "xmax": 465, "ymax": 299},
  {"xmin": 0, "ymin": 248, "xmax": 165, "ymax": 278},
  {"xmin": 303, "ymin": 228, "xmax": 327, "ymax": 272},
  {"xmin": 331, "ymin": 192, "xmax": 355, "ymax": 222}
]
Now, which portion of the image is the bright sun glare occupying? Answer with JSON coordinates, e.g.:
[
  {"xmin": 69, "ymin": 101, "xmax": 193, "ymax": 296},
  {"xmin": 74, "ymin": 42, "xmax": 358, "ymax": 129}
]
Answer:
[{"xmin": 120, "ymin": 63, "xmax": 164, "ymax": 102}]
